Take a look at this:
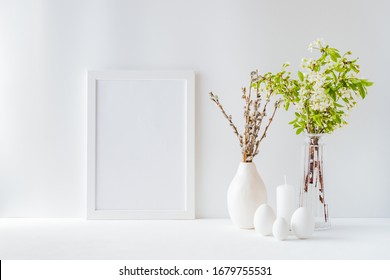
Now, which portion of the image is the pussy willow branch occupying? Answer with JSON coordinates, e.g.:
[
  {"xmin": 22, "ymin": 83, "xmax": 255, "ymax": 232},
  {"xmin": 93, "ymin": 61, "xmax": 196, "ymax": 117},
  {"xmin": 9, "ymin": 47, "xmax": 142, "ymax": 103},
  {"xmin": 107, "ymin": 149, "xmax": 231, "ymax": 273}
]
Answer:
[
  {"xmin": 255, "ymin": 99, "xmax": 281, "ymax": 155},
  {"xmin": 248, "ymin": 85, "xmax": 261, "ymax": 158},
  {"xmin": 209, "ymin": 70, "xmax": 285, "ymax": 162},
  {"xmin": 209, "ymin": 92, "xmax": 243, "ymax": 147},
  {"xmin": 243, "ymin": 81, "xmax": 254, "ymax": 162},
  {"xmin": 247, "ymin": 83, "xmax": 263, "ymax": 159}
]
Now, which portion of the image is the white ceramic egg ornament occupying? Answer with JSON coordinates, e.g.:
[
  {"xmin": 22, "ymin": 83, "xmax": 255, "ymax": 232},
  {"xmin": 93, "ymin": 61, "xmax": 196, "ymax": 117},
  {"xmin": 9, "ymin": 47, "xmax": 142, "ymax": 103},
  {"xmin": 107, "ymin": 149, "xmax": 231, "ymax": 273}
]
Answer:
[
  {"xmin": 254, "ymin": 204, "xmax": 276, "ymax": 236},
  {"xmin": 291, "ymin": 207, "xmax": 314, "ymax": 239},
  {"xmin": 272, "ymin": 218, "xmax": 289, "ymax": 241}
]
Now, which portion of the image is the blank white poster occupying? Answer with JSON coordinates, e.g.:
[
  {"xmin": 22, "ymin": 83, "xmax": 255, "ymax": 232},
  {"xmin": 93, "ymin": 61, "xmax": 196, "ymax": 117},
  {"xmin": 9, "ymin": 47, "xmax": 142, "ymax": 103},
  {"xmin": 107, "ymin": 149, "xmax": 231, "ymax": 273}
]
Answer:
[{"xmin": 95, "ymin": 79, "xmax": 186, "ymax": 211}]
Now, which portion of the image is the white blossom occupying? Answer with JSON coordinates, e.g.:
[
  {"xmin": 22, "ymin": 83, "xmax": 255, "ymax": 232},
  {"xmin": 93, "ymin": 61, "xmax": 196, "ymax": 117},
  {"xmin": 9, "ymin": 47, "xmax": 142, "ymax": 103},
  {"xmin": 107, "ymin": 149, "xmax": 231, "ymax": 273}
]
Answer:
[
  {"xmin": 308, "ymin": 38, "xmax": 324, "ymax": 52},
  {"xmin": 301, "ymin": 58, "xmax": 314, "ymax": 68},
  {"xmin": 310, "ymin": 87, "xmax": 332, "ymax": 111},
  {"xmin": 307, "ymin": 71, "xmax": 325, "ymax": 87},
  {"xmin": 296, "ymin": 99, "xmax": 305, "ymax": 112}
]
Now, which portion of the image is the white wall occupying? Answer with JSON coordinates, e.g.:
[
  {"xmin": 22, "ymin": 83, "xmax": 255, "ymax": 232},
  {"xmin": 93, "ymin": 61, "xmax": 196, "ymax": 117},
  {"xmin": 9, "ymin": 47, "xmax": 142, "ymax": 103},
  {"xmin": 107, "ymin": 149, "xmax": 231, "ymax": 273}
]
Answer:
[{"xmin": 0, "ymin": 0, "xmax": 389, "ymax": 218}]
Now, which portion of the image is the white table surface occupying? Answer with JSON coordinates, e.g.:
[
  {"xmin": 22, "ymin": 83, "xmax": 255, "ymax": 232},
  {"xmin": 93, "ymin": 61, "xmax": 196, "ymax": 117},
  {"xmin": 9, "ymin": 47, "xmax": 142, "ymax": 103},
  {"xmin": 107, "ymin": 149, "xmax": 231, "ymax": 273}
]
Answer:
[{"xmin": 0, "ymin": 218, "xmax": 389, "ymax": 260}]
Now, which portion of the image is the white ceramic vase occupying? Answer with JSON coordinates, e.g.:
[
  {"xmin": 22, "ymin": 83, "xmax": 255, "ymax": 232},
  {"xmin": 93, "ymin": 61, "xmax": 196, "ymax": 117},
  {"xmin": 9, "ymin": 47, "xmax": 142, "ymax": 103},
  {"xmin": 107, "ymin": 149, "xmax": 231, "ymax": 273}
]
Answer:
[{"xmin": 227, "ymin": 162, "xmax": 267, "ymax": 229}]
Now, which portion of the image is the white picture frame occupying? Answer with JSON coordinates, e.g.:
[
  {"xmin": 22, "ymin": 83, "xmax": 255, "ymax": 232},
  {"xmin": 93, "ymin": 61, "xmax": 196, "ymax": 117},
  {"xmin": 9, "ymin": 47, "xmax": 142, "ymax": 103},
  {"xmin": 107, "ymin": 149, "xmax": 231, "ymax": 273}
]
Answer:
[{"xmin": 87, "ymin": 71, "xmax": 195, "ymax": 219}]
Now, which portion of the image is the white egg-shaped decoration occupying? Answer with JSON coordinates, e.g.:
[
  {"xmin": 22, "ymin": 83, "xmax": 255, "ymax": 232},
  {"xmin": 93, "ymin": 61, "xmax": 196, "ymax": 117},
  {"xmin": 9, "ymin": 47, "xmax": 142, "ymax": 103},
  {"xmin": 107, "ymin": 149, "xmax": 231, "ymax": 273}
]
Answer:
[
  {"xmin": 254, "ymin": 204, "xmax": 276, "ymax": 236},
  {"xmin": 272, "ymin": 217, "xmax": 289, "ymax": 241},
  {"xmin": 291, "ymin": 207, "xmax": 314, "ymax": 239}
]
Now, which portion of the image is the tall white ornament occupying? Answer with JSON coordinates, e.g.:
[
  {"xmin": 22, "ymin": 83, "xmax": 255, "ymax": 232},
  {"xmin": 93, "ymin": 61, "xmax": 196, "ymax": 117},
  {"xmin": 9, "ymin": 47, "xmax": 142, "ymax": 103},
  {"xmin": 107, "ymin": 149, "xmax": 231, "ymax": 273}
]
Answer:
[{"xmin": 276, "ymin": 176, "xmax": 296, "ymax": 227}]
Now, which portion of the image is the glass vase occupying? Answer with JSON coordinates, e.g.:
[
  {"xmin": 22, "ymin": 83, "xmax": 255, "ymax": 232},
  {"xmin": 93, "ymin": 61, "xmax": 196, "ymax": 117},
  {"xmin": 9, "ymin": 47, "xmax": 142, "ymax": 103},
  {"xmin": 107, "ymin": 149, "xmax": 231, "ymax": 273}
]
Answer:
[{"xmin": 300, "ymin": 133, "xmax": 330, "ymax": 229}]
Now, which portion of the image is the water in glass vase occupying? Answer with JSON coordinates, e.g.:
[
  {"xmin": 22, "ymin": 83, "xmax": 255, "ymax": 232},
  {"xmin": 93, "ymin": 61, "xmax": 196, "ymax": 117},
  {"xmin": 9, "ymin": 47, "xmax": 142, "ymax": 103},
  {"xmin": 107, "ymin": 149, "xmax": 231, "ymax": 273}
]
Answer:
[{"xmin": 300, "ymin": 133, "xmax": 330, "ymax": 230}]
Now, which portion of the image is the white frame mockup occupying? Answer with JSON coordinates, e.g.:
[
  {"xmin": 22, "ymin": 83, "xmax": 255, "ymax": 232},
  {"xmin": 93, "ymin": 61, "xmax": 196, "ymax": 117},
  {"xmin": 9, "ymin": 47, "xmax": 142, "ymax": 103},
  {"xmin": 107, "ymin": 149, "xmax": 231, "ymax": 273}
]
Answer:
[{"xmin": 87, "ymin": 71, "xmax": 195, "ymax": 219}]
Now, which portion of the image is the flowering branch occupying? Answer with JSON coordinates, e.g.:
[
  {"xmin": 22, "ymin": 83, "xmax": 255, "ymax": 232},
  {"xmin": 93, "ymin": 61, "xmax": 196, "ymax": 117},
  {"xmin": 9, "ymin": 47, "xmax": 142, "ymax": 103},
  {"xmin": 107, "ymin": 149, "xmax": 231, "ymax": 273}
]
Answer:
[{"xmin": 283, "ymin": 38, "xmax": 373, "ymax": 135}]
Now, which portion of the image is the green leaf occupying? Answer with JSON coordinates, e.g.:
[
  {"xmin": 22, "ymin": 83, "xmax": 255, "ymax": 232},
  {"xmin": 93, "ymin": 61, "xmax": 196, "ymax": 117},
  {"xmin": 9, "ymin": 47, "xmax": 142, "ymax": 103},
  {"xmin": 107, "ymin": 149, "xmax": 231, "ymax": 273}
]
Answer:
[
  {"xmin": 285, "ymin": 101, "xmax": 290, "ymax": 111},
  {"xmin": 357, "ymin": 84, "xmax": 367, "ymax": 98},
  {"xmin": 328, "ymin": 48, "xmax": 341, "ymax": 56},
  {"xmin": 329, "ymin": 52, "xmax": 338, "ymax": 62},
  {"xmin": 298, "ymin": 71, "xmax": 304, "ymax": 82},
  {"xmin": 363, "ymin": 80, "xmax": 374, "ymax": 87},
  {"xmin": 288, "ymin": 119, "xmax": 296, "ymax": 124},
  {"xmin": 350, "ymin": 64, "xmax": 359, "ymax": 73},
  {"xmin": 296, "ymin": 127, "xmax": 304, "ymax": 135},
  {"xmin": 329, "ymin": 89, "xmax": 337, "ymax": 101}
]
